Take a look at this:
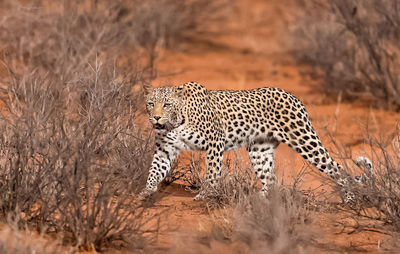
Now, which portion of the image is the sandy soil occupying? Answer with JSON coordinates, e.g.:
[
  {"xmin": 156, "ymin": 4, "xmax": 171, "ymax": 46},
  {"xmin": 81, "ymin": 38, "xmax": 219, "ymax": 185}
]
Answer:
[{"xmin": 140, "ymin": 0, "xmax": 400, "ymax": 253}]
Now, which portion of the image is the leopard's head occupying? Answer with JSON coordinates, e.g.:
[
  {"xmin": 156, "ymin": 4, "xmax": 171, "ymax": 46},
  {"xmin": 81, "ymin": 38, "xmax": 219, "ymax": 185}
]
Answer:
[{"xmin": 145, "ymin": 86, "xmax": 185, "ymax": 130}]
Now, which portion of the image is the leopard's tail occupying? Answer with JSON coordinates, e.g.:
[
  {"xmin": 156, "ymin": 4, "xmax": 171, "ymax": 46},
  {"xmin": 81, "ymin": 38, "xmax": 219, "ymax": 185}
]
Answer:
[{"xmin": 333, "ymin": 156, "xmax": 374, "ymax": 185}]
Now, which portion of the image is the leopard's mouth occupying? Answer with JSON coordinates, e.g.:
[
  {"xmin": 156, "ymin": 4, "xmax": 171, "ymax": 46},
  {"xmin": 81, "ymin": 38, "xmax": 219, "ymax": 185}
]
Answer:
[
  {"xmin": 153, "ymin": 122, "xmax": 176, "ymax": 131},
  {"xmin": 154, "ymin": 123, "xmax": 167, "ymax": 129}
]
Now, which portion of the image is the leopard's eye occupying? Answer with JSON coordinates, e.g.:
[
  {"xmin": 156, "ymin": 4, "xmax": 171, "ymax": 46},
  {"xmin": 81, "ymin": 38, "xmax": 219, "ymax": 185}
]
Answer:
[
  {"xmin": 147, "ymin": 102, "xmax": 154, "ymax": 107},
  {"xmin": 164, "ymin": 103, "xmax": 172, "ymax": 108}
]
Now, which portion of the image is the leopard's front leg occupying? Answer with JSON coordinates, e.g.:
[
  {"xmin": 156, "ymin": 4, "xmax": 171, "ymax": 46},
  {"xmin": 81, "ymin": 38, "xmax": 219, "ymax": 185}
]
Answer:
[
  {"xmin": 194, "ymin": 138, "xmax": 225, "ymax": 201},
  {"xmin": 140, "ymin": 132, "xmax": 179, "ymax": 200}
]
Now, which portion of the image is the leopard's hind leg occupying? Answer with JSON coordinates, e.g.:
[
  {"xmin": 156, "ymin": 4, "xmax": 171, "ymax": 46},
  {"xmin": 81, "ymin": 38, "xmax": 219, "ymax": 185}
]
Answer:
[{"xmin": 246, "ymin": 138, "xmax": 280, "ymax": 195}]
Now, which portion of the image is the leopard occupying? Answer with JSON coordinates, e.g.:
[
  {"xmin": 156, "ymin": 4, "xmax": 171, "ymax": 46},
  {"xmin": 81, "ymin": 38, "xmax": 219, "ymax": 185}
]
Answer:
[{"xmin": 140, "ymin": 81, "xmax": 371, "ymax": 202}]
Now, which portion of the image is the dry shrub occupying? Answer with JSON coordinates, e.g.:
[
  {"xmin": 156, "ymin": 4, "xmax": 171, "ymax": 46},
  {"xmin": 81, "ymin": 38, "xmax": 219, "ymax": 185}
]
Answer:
[
  {"xmin": 198, "ymin": 169, "xmax": 257, "ymax": 209},
  {"xmin": 336, "ymin": 136, "xmax": 400, "ymax": 229},
  {"xmin": 172, "ymin": 178, "xmax": 321, "ymax": 254},
  {"xmin": 0, "ymin": 0, "xmax": 227, "ymax": 79},
  {"xmin": 0, "ymin": 62, "xmax": 157, "ymax": 251},
  {"xmin": 326, "ymin": 133, "xmax": 400, "ymax": 250},
  {"xmin": 290, "ymin": 0, "xmax": 400, "ymax": 110},
  {"xmin": 0, "ymin": 0, "xmax": 228, "ymax": 251},
  {"xmin": 131, "ymin": 0, "xmax": 227, "ymax": 50},
  {"xmin": 169, "ymin": 153, "xmax": 205, "ymax": 189},
  {"xmin": 170, "ymin": 152, "xmax": 258, "ymax": 208},
  {"xmin": 231, "ymin": 186, "xmax": 318, "ymax": 254},
  {"xmin": 1, "ymin": 0, "xmax": 146, "ymax": 78}
]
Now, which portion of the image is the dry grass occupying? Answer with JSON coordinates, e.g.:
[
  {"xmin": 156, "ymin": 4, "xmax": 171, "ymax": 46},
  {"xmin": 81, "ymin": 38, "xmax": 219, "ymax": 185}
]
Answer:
[{"xmin": 0, "ymin": 222, "xmax": 74, "ymax": 254}]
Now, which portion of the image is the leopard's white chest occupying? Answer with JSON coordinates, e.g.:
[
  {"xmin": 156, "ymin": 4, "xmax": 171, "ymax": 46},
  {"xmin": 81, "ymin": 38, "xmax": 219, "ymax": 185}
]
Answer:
[{"xmin": 162, "ymin": 125, "xmax": 208, "ymax": 151}]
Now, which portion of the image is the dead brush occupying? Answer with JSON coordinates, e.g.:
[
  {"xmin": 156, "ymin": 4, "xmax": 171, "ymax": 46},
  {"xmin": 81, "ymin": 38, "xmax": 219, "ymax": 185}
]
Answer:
[
  {"xmin": 130, "ymin": 0, "xmax": 228, "ymax": 49},
  {"xmin": 0, "ymin": 0, "xmax": 144, "ymax": 78},
  {"xmin": 0, "ymin": 62, "xmax": 158, "ymax": 251},
  {"xmin": 172, "ymin": 169, "xmax": 322, "ymax": 254},
  {"xmin": 230, "ymin": 186, "xmax": 318, "ymax": 254},
  {"xmin": 290, "ymin": 0, "xmax": 400, "ymax": 110},
  {"xmin": 324, "ymin": 133, "xmax": 400, "ymax": 250},
  {"xmin": 172, "ymin": 152, "xmax": 259, "ymax": 208},
  {"xmin": 0, "ymin": 0, "xmax": 227, "ymax": 81},
  {"xmin": 0, "ymin": 0, "xmax": 229, "ymax": 250}
]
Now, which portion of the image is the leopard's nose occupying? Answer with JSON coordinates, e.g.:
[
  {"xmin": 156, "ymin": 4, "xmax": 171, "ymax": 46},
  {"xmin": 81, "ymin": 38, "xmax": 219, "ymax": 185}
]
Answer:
[{"xmin": 153, "ymin": 116, "xmax": 161, "ymax": 121}]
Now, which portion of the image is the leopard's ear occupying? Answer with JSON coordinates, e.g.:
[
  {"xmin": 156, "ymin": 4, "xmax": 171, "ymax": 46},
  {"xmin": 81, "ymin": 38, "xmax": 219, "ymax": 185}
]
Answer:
[
  {"xmin": 142, "ymin": 85, "xmax": 153, "ymax": 96},
  {"xmin": 175, "ymin": 85, "xmax": 185, "ymax": 97}
]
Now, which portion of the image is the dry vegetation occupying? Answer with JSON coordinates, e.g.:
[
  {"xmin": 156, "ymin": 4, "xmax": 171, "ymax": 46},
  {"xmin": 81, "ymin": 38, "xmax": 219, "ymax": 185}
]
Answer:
[
  {"xmin": 0, "ymin": 0, "xmax": 225, "ymax": 251},
  {"xmin": 230, "ymin": 181, "xmax": 319, "ymax": 253},
  {"xmin": 289, "ymin": 0, "xmax": 400, "ymax": 248},
  {"xmin": 290, "ymin": 2, "xmax": 400, "ymax": 245},
  {"xmin": 167, "ymin": 152, "xmax": 324, "ymax": 253},
  {"xmin": 177, "ymin": 136, "xmax": 400, "ymax": 252},
  {"xmin": 0, "ymin": 223, "xmax": 74, "ymax": 254},
  {"xmin": 291, "ymin": 0, "xmax": 400, "ymax": 110},
  {"xmin": 172, "ymin": 170, "xmax": 322, "ymax": 254},
  {"xmin": 174, "ymin": 152, "xmax": 259, "ymax": 208},
  {"xmin": 0, "ymin": 64, "xmax": 154, "ymax": 251},
  {"xmin": 330, "ymin": 135, "xmax": 400, "ymax": 250}
]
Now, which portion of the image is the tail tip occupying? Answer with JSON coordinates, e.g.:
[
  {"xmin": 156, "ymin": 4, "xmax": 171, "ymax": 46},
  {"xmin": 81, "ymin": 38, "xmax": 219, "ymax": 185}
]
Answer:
[{"xmin": 355, "ymin": 156, "xmax": 374, "ymax": 177}]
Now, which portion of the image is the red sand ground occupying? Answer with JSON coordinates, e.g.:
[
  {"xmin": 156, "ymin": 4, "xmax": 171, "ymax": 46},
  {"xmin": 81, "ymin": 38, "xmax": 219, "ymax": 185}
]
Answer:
[{"xmin": 140, "ymin": 0, "xmax": 400, "ymax": 252}]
